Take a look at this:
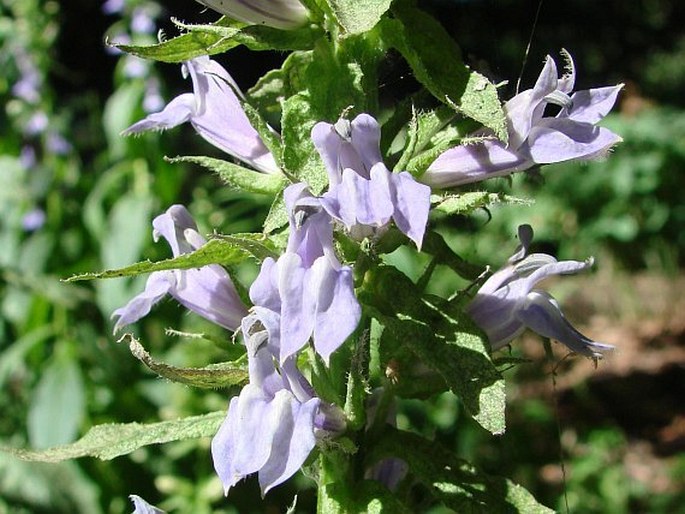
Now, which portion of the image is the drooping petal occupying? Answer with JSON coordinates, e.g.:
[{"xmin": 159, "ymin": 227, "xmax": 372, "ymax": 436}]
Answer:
[
  {"xmin": 249, "ymin": 257, "xmax": 282, "ymax": 312},
  {"xmin": 518, "ymin": 291, "xmax": 614, "ymax": 358},
  {"xmin": 526, "ymin": 119, "xmax": 622, "ymax": 163},
  {"xmin": 112, "ymin": 205, "xmax": 247, "ymax": 332},
  {"xmin": 320, "ymin": 166, "xmax": 394, "ymax": 230},
  {"xmin": 563, "ymin": 84, "xmax": 624, "ymax": 124},
  {"xmin": 308, "ymin": 256, "xmax": 361, "ymax": 364},
  {"xmin": 278, "ymin": 253, "xmax": 314, "ymax": 361},
  {"xmin": 388, "ymin": 170, "xmax": 431, "ymax": 249},
  {"xmin": 124, "ymin": 57, "xmax": 279, "ymax": 174},
  {"xmin": 122, "ymin": 94, "xmax": 195, "ymax": 134},
  {"xmin": 212, "ymin": 385, "xmax": 283, "ymax": 494},
  {"xmin": 111, "ymin": 272, "xmax": 174, "ymax": 333},
  {"xmin": 171, "ymin": 266, "xmax": 248, "ymax": 331},
  {"xmin": 258, "ymin": 395, "xmax": 320, "ymax": 495},
  {"xmin": 423, "ymin": 140, "xmax": 533, "ymax": 187},
  {"xmin": 467, "ymin": 225, "xmax": 614, "ymax": 358}
]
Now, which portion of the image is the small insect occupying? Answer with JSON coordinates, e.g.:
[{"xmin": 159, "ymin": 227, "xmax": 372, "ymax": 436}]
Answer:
[{"xmin": 385, "ymin": 358, "xmax": 400, "ymax": 385}]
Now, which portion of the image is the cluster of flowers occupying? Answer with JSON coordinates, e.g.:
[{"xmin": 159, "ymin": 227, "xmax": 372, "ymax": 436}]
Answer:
[{"xmin": 113, "ymin": 49, "xmax": 620, "ymax": 495}]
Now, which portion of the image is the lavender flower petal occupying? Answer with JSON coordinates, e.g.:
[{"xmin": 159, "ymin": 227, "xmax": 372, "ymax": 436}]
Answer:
[
  {"xmin": 129, "ymin": 495, "xmax": 165, "ymax": 514},
  {"xmin": 424, "ymin": 52, "xmax": 623, "ymax": 187},
  {"xmin": 312, "ymin": 114, "xmax": 430, "ymax": 247},
  {"xmin": 467, "ymin": 225, "xmax": 614, "ymax": 358},
  {"xmin": 195, "ymin": 0, "xmax": 309, "ymax": 30},
  {"xmin": 124, "ymin": 56, "xmax": 279, "ymax": 174},
  {"xmin": 112, "ymin": 205, "xmax": 247, "ymax": 332}
]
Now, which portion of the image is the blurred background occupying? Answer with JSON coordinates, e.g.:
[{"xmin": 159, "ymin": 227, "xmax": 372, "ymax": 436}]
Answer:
[{"xmin": 1, "ymin": 0, "xmax": 683, "ymax": 512}]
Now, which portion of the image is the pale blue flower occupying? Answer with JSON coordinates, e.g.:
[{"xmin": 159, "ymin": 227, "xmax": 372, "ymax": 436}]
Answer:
[
  {"xmin": 468, "ymin": 225, "xmax": 614, "ymax": 359},
  {"xmin": 211, "ymin": 312, "xmax": 345, "ymax": 495},
  {"xmin": 129, "ymin": 495, "xmax": 165, "ymax": 514},
  {"xmin": 312, "ymin": 114, "xmax": 431, "ymax": 249},
  {"xmin": 195, "ymin": 0, "xmax": 309, "ymax": 30},
  {"xmin": 124, "ymin": 56, "xmax": 279, "ymax": 174},
  {"xmin": 112, "ymin": 205, "xmax": 248, "ymax": 332},
  {"xmin": 249, "ymin": 183, "xmax": 361, "ymax": 363},
  {"xmin": 423, "ymin": 51, "xmax": 623, "ymax": 187}
]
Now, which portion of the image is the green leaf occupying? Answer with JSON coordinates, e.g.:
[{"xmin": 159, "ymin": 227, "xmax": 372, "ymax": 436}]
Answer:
[
  {"xmin": 112, "ymin": 25, "xmax": 242, "ymax": 63},
  {"xmin": 369, "ymin": 428, "xmax": 555, "ymax": 513},
  {"xmin": 281, "ymin": 92, "xmax": 329, "ymax": 193},
  {"xmin": 173, "ymin": 17, "xmax": 323, "ymax": 52},
  {"xmin": 381, "ymin": 5, "xmax": 506, "ymax": 140},
  {"xmin": 362, "ymin": 266, "xmax": 505, "ymax": 434},
  {"xmin": 27, "ymin": 349, "xmax": 85, "ymax": 449},
  {"xmin": 114, "ymin": 17, "xmax": 322, "ymax": 63},
  {"xmin": 126, "ymin": 335, "xmax": 248, "ymax": 389},
  {"xmin": 421, "ymin": 231, "xmax": 485, "ymax": 281},
  {"xmin": 321, "ymin": 480, "xmax": 413, "ymax": 513},
  {"xmin": 67, "ymin": 234, "xmax": 277, "ymax": 282},
  {"xmin": 327, "ymin": 0, "xmax": 393, "ymax": 34},
  {"xmin": 0, "ymin": 459, "xmax": 103, "ymax": 514},
  {"xmin": 433, "ymin": 192, "xmax": 532, "ymax": 217},
  {"xmin": 306, "ymin": 39, "xmax": 368, "ymax": 120},
  {"xmin": 394, "ymin": 105, "xmax": 457, "ymax": 173},
  {"xmin": 167, "ymin": 156, "xmax": 286, "ymax": 194},
  {"xmin": 2, "ymin": 411, "xmax": 226, "ymax": 462},
  {"xmin": 262, "ymin": 190, "xmax": 289, "ymax": 234}
]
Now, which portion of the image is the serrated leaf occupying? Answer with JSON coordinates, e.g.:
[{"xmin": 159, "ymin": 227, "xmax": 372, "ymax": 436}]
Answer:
[
  {"xmin": 2, "ymin": 411, "xmax": 226, "ymax": 462},
  {"xmin": 381, "ymin": 5, "xmax": 506, "ymax": 140},
  {"xmin": 167, "ymin": 156, "xmax": 286, "ymax": 194},
  {"xmin": 173, "ymin": 17, "xmax": 322, "ymax": 52},
  {"xmin": 369, "ymin": 429, "xmax": 555, "ymax": 513},
  {"xmin": 112, "ymin": 26, "xmax": 242, "ymax": 63},
  {"xmin": 114, "ymin": 17, "xmax": 321, "ymax": 63},
  {"xmin": 433, "ymin": 192, "xmax": 532, "ymax": 216},
  {"xmin": 66, "ymin": 235, "xmax": 277, "ymax": 282},
  {"xmin": 395, "ymin": 106, "xmax": 456, "ymax": 173},
  {"xmin": 327, "ymin": 0, "xmax": 393, "ymax": 34},
  {"xmin": 126, "ymin": 335, "xmax": 248, "ymax": 389},
  {"xmin": 362, "ymin": 266, "xmax": 504, "ymax": 434}
]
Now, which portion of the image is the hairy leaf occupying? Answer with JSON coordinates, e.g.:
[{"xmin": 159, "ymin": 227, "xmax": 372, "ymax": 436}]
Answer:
[
  {"xmin": 2, "ymin": 411, "xmax": 226, "ymax": 462},
  {"xmin": 167, "ymin": 156, "xmax": 286, "ymax": 194},
  {"xmin": 327, "ymin": 0, "xmax": 393, "ymax": 35},
  {"xmin": 126, "ymin": 335, "xmax": 248, "ymax": 389},
  {"xmin": 381, "ymin": 5, "xmax": 506, "ymax": 140},
  {"xmin": 66, "ymin": 235, "xmax": 277, "ymax": 282},
  {"xmin": 369, "ymin": 429, "xmax": 555, "ymax": 513}
]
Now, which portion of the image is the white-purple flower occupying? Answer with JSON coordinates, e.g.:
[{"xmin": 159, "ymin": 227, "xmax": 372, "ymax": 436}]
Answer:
[
  {"xmin": 195, "ymin": 0, "xmax": 309, "ymax": 30},
  {"xmin": 249, "ymin": 183, "xmax": 361, "ymax": 364},
  {"xmin": 423, "ymin": 51, "xmax": 624, "ymax": 187},
  {"xmin": 123, "ymin": 56, "xmax": 279, "ymax": 174},
  {"xmin": 467, "ymin": 225, "xmax": 614, "ymax": 359},
  {"xmin": 129, "ymin": 495, "xmax": 165, "ymax": 514},
  {"xmin": 211, "ymin": 313, "xmax": 345, "ymax": 496},
  {"xmin": 112, "ymin": 205, "xmax": 248, "ymax": 333},
  {"xmin": 312, "ymin": 114, "xmax": 431, "ymax": 249}
]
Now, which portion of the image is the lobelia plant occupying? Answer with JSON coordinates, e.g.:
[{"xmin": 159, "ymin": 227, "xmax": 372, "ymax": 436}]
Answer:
[{"xmin": 4, "ymin": 1, "xmax": 623, "ymax": 512}]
